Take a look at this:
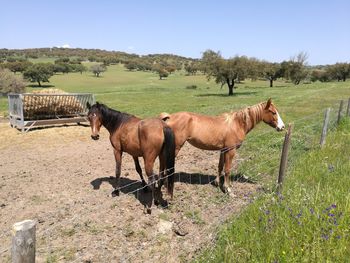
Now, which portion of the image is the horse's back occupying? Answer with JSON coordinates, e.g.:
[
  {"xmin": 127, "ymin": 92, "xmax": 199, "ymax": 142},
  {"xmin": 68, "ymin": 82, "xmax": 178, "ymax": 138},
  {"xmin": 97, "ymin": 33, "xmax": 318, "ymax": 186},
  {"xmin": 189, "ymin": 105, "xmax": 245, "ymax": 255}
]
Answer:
[{"xmin": 164, "ymin": 111, "xmax": 241, "ymax": 150}]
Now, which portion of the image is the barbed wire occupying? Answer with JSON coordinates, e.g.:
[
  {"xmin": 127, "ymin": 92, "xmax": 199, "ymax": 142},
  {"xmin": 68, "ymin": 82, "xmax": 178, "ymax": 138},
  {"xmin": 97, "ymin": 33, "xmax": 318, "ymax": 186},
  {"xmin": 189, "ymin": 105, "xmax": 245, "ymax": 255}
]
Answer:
[{"xmin": 2, "ymin": 104, "xmax": 348, "ymax": 262}]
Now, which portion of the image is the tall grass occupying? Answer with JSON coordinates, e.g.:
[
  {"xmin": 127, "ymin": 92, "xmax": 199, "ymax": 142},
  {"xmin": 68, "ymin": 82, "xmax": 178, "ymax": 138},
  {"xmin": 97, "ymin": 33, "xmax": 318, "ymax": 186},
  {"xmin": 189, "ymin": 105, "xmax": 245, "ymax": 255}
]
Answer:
[{"xmin": 197, "ymin": 118, "xmax": 350, "ymax": 262}]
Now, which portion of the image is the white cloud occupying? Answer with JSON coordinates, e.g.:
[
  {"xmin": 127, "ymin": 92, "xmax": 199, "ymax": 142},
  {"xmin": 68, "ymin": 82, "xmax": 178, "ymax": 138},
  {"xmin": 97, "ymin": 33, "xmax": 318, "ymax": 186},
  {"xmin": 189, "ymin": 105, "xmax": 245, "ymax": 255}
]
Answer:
[
  {"xmin": 55, "ymin": 44, "xmax": 72, "ymax": 48},
  {"xmin": 127, "ymin": 46, "xmax": 134, "ymax": 51}
]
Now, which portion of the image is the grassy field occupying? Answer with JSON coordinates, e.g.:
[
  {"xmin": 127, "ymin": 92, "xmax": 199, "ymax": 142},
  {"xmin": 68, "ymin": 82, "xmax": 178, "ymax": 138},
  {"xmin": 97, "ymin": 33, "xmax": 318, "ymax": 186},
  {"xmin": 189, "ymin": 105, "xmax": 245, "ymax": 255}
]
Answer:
[
  {"xmin": 197, "ymin": 118, "xmax": 350, "ymax": 262},
  {"xmin": 1, "ymin": 60, "xmax": 349, "ymax": 261},
  {"xmin": 1, "ymin": 62, "xmax": 349, "ymax": 118}
]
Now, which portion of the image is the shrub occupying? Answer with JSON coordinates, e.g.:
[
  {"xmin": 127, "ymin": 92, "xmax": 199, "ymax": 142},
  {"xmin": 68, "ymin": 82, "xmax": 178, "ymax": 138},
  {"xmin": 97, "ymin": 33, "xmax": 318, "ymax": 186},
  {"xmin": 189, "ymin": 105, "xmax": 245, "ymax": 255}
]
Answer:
[{"xmin": 0, "ymin": 68, "xmax": 26, "ymax": 94}]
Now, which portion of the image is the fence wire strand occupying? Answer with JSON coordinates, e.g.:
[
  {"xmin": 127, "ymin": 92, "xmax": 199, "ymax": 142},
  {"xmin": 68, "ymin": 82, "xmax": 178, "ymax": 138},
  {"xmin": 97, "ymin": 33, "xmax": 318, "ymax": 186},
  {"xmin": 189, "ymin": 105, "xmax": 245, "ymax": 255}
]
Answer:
[{"xmin": 3, "ymin": 103, "xmax": 348, "ymax": 262}]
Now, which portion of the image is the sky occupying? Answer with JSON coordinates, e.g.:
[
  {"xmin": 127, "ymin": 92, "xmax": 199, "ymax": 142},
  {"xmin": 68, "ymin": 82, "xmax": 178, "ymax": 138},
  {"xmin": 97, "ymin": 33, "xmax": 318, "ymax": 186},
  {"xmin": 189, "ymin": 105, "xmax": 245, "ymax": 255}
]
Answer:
[{"xmin": 0, "ymin": 0, "xmax": 349, "ymax": 65}]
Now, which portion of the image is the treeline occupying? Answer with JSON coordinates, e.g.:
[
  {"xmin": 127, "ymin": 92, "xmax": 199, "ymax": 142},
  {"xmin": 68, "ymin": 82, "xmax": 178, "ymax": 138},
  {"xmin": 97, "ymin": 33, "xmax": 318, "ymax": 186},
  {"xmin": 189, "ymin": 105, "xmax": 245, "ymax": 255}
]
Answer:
[{"xmin": 0, "ymin": 48, "xmax": 349, "ymax": 96}]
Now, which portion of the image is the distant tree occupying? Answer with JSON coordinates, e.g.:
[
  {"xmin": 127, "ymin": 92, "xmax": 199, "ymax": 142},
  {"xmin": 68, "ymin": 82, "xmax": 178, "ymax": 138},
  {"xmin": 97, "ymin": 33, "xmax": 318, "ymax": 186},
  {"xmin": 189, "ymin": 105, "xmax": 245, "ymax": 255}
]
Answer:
[
  {"xmin": 165, "ymin": 65, "xmax": 176, "ymax": 74},
  {"xmin": 158, "ymin": 68, "xmax": 169, "ymax": 80},
  {"xmin": 71, "ymin": 64, "xmax": 87, "ymax": 74},
  {"xmin": 90, "ymin": 64, "xmax": 107, "ymax": 77},
  {"xmin": 4, "ymin": 61, "xmax": 32, "ymax": 74},
  {"xmin": 261, "ymin": 62, "xmax": 282, "ymax": 87},
  {"xmin": 0, "ymin": 68, "xmax": 26, "ymax": 94},
  {"xmin": 283, "ymin": 52, "xmax": 309, "ymax": 85},
  {"xmin": 326, "ymin": 63, "xmax": 350, "ymax": 82},
  {"xmin": 310, "ymin": 69, "xmax": 331, "ymax": 82},
  {"xmin": 184, "ymin": 63, "xmax": 198, "ymax": 75},
  {"xmin": 124, "ymin": 61, "xmax": 138, "ymax": 71},
  {"xmin": 202, "ymin": 50, "xmax": 249, "ymax": 95},
  {"xmin": 54, "ymin": 57, "xmax": 70, "ymax": 64},
  {"xmin": 23, "ymin": 63, "xmax": 54, "ymax": 86}
]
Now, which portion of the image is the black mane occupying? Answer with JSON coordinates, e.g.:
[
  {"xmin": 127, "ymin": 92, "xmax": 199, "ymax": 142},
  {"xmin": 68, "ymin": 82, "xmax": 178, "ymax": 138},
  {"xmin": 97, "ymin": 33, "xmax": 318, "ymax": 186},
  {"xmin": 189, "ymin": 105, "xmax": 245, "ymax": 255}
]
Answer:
[{"xmin": 90, "ymin": 102, "xmax": 134, "ymax": 132}]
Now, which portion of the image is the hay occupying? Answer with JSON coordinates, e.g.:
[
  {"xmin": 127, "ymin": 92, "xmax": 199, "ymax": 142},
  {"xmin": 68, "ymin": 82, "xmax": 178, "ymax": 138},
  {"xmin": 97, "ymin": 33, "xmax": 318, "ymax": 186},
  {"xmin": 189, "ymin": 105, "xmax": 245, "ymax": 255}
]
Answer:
[{"xmin": 23, "ymin": 89, "xmax": 84, "ymax": 119}]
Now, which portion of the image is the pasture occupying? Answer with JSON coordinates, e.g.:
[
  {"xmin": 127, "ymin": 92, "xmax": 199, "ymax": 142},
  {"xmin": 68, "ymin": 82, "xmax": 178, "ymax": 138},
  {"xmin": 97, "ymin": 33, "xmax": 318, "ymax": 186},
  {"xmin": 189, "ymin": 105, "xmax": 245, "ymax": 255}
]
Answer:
[{"xmin": 0, "ymin": 62, "xmax": 349, "ymax": 262}]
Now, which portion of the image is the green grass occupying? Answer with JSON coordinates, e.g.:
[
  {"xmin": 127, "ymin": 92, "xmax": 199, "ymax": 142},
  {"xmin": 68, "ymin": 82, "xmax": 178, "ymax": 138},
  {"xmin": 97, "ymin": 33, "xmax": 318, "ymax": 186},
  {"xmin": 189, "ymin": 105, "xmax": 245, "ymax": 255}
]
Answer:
[
  {"xmin": 196, "ymin": 118, "xmax": 350, "ymax": 262},
  {"xmin": 1, "ymin": 63, "xmax": 349, "ymax": 118}
]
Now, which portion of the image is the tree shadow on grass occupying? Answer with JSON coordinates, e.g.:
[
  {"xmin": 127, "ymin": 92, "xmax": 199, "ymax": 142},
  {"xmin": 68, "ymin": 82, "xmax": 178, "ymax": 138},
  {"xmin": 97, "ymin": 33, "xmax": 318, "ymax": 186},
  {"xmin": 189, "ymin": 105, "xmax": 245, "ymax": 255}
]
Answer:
[
  {"xmin": 27, "ymin": 84, "xmax": 55, "ymax": 88},
  {"xmin": 195, "ymin": 91, "xmax": 258, "ymax": 97}
]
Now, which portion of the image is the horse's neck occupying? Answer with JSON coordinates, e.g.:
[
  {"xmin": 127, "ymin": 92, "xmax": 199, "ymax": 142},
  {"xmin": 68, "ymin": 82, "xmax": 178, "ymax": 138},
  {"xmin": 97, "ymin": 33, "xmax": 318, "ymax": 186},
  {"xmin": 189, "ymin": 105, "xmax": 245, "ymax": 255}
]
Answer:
[
  {"xmin": 241, "ymin": 103, "xmax": 265, "ymax": 134},
  {"xmin": 102, "ymin": 109, "xmax": 133, "ymax": 134}
]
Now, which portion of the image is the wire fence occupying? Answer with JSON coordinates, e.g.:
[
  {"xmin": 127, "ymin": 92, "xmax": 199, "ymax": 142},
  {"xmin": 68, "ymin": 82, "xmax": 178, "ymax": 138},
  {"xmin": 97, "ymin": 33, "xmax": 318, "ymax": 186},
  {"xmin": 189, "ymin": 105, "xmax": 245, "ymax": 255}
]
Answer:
[{"xmin": 1, "ymin": 99, "xmax": 349, "ymax": 262}]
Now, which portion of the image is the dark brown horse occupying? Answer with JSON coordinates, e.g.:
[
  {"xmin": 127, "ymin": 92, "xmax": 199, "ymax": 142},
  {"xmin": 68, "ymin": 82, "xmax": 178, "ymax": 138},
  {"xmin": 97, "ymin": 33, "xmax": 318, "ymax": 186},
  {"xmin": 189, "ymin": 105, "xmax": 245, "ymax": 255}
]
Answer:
[
  {"xmin": 160, "ymin": 99, "xmax": 285, "ymax": 194},
  {"xmin": 87, "ymin": 102, "xmax": 175, "ymax": 213}
]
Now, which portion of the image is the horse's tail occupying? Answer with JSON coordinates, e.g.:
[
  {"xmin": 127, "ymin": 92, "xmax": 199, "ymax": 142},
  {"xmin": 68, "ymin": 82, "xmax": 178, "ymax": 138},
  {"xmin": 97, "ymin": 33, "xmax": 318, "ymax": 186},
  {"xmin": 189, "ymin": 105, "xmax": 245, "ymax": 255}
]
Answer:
[{"xmin": 162, "ymin": 125, "xmax": 175, "ymax": 198}]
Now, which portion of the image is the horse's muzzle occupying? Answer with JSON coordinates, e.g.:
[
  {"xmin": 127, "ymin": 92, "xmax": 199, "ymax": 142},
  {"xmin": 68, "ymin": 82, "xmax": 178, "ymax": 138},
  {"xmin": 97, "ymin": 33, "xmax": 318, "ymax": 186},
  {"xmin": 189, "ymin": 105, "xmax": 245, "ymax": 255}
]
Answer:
[
  {"xmin": 276, "ymin": 125, "xmax": 285, "ymax": 132},
  {"xmin": 91, "ymin": 134, "xmax": 100, "ymax": 140}
]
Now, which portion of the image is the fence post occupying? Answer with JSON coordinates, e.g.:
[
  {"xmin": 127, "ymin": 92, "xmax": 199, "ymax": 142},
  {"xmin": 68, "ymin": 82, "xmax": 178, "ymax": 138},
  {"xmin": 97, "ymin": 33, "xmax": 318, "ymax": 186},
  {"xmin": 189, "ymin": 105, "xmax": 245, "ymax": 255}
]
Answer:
[
  {"xmin": 346, "ymin": 98, "xmax": 350, "ymax": 117},
  {"xmin": 277, "ymin": 123, "xmax": 293, "ymax": 195},
  {"xmin": 320, "ymin": 108, "xmax": 331, "ymax": 147},
  {"xmin": 12, "ymin": 220, "xmax": 36, "ymax": 263},
  {"xmin": 337, "ymin": 100, "xmax": 344, "ymax": 124}
]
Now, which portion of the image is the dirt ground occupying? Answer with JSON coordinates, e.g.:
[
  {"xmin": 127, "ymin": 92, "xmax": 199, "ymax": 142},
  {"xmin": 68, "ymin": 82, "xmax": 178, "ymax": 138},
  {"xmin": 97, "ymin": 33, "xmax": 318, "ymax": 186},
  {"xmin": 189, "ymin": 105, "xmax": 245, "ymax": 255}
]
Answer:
[{"xmin": 0, "ymin": 120, "xmax": 259, "ymax": 262}]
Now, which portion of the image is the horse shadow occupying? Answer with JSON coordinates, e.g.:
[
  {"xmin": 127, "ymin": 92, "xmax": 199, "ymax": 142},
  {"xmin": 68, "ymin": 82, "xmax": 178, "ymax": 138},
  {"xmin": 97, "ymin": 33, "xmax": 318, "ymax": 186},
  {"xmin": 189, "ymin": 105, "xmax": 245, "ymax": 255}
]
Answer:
[
  {"xmin": 90, "ymin": 176, "xmax": 155, "ymax": 208},
  {"xmin": 90, "ymin": 172, "xmax": 256, "ymax": 208},
  {"xmin": 175, "ymin": 172, "xmax": 256, "ymax": 186}
]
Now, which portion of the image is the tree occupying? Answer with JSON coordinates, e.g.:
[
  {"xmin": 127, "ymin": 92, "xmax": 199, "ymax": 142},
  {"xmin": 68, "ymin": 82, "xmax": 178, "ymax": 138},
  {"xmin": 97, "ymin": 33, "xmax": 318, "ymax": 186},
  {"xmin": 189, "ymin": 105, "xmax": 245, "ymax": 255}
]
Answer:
[
  {"xmin": 4, "ymin": 61, "xmax": 32, "ymax": 74},
  {"xmin": 23, "ymin": 63, "xmax": 54, "ymax": 87},
  {"xmin": 0, "ymin": 68, "xmax": 26, "ymax": 94},
  {"xmin": 202, "ymin": 50, "xmax": 249, "ymax": 95},
  {"xmin": 326, "ymin": 63, "xmax": 350, "ymax": 82},
  {"xmin": 158, "ymin": 68, "xmax": 169, "ymax": 80},
  {"xmin": 261, "ymin": 62, "xmax": 282, "ymax": 87},
  {"xmin": 90, "ymin": 64, "xmax": 107, "ymax": 77},
  {"xmin": 310, "ymin": 69, "xmax": 331, "ymax": 82},
  {"xmin": 71, "ymin": 64, "xmax": 87, "ymax": 74},
  {"xmin": 286, "ymin": 52, "xmax": 309, "ymax": 85}
]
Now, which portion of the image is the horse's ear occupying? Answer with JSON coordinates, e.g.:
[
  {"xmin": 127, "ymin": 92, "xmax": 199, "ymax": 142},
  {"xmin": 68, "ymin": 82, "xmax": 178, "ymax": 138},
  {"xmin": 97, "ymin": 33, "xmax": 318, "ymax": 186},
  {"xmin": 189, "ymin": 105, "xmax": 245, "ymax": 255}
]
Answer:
[
  {"xmin": 86, "ymin": 102, "xmax": 91, "ymax": 110},
  {"xmin": 265, "ymin": 98, "xmax": 272, "ymax": 109}
]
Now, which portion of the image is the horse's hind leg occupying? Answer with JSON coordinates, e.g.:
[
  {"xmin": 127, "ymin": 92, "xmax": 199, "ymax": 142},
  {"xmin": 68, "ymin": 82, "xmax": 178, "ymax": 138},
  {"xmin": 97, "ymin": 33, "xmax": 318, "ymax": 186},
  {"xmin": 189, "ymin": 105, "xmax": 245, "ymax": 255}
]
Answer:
[
  {"xmin": 144, "ymin": 156, "xmax": 161, "ymax": 214},
  {"xmin": 158, "ymin": 153, "xmax": 166, "ymax": 189},
  {"xmin": 112, "ymin": 149, "xmax": 122, "ymax": 197},
  {"xmin": 133, "ymin": 157, "xmax": 148, "ymax": 192},
  {"xmin": 214, "ymin": 152, "xmax": 224, "ymax": 187}
]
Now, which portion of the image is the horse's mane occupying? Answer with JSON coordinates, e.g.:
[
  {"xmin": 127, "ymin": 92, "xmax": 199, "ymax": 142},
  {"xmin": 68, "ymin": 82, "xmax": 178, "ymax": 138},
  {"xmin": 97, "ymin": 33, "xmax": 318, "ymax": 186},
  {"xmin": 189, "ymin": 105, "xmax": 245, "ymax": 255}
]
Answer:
[
  {"xmin": 231, "ymin": 101, "xmax": 267, "ymax": 131},
  {"xmin": 93, "ymin": 102, "xmax": 135, "ymax": 131}
]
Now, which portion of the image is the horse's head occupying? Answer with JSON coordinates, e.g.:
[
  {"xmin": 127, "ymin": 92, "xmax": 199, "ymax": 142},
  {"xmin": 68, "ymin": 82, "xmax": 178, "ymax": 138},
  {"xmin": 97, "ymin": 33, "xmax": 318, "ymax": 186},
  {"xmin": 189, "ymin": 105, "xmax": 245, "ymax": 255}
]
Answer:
[
  {"xmin": 262, "ymin": 98, "xmax": 285, "ymax": 131},
  {"xmin": 87, "ymin": 102, "xmax": 103, "ymax": 140}
]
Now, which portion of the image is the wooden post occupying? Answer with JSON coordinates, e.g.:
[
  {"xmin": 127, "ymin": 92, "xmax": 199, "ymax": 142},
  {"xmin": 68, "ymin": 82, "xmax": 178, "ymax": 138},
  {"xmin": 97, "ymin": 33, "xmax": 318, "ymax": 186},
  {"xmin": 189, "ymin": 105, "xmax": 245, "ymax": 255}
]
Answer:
[
  {"xmin": 346, "ymin": 98, "xmax": 350, "ymax": 117},
  {"xmin": 12, "ymin": 220, "xmax": 36, "ymax": 263},
  {"xmin": 337, "ymin": 100, "xmax": 344, "ymax": 124},
  {"xmin": 277, "ymin": 123, "xmax": 293, "ymax": 195},
  {"xmin": 320, "ymin": 108, "xmax": 331, "ymax": 147}
]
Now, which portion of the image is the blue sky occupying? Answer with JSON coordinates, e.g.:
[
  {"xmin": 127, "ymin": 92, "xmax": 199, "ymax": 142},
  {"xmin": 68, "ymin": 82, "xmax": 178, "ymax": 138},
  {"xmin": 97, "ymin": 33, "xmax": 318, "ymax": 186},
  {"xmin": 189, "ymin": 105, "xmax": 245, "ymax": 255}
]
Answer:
[{"xmin": 0, "ymin": 0, "xmax": 349, "ymax": 65}]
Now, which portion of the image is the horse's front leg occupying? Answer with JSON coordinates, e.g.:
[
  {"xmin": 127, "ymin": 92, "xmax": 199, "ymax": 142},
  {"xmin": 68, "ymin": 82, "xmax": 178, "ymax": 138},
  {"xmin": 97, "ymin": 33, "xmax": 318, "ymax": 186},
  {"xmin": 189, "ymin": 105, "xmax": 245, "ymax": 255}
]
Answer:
[
  {"xmin": 214, "ymin": 151, "xmax": 224, "ymax": 187},
  {"xmin": 133, "ymin": 157, "xmax": 148, "ymax": 191},
  {"xmin": 222, "ymin": 149, "xmax": 235, "ymax": 195},
  {"xmin": 112, "ymin": 149, "xmax": 122, "ymax": 197}
]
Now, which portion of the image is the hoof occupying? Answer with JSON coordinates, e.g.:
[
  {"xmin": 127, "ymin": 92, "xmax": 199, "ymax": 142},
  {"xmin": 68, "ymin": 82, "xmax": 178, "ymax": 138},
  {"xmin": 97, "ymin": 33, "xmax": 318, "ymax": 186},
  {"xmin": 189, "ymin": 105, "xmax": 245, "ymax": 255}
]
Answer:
[
  {"xmin": 154, "ymin": 199, "xmax": 160, "ymax": 206},
  {"xmin": 229, "ymin": 191, "xmax": 236, "ymax": 198},
  {"xmin": 111, "ymin": 189, "xmax": 119, "ymax": 197},
  {"xmin": 142, "ymin": 186, "xmax": 150, "ymax": 193},
  {"xmin": 144, "ymin": 207, "xmax": 152, "ymax": 214},
  {"xmin": 212, "ymin": 179, "xmax": 220, "ymax": 187}
]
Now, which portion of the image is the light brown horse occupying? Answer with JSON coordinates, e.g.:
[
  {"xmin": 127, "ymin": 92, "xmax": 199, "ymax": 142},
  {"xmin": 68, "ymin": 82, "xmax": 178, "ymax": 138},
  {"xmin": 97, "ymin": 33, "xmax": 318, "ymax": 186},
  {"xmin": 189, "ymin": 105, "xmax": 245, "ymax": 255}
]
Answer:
[
  {"xmin": 87, "ymin": 102, "xmax": 175, "ymax": 213},
  {"xmin": 160, "ymin": 98, "xmax": 285, "ymax": 194}
]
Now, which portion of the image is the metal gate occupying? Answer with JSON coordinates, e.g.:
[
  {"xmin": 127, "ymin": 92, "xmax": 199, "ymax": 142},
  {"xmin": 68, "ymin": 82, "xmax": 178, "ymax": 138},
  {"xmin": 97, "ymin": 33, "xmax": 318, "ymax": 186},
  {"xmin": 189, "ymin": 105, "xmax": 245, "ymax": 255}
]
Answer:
[{"xmin": 8, "ymin": 93, "xmax": 95, "ymax": 132}]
